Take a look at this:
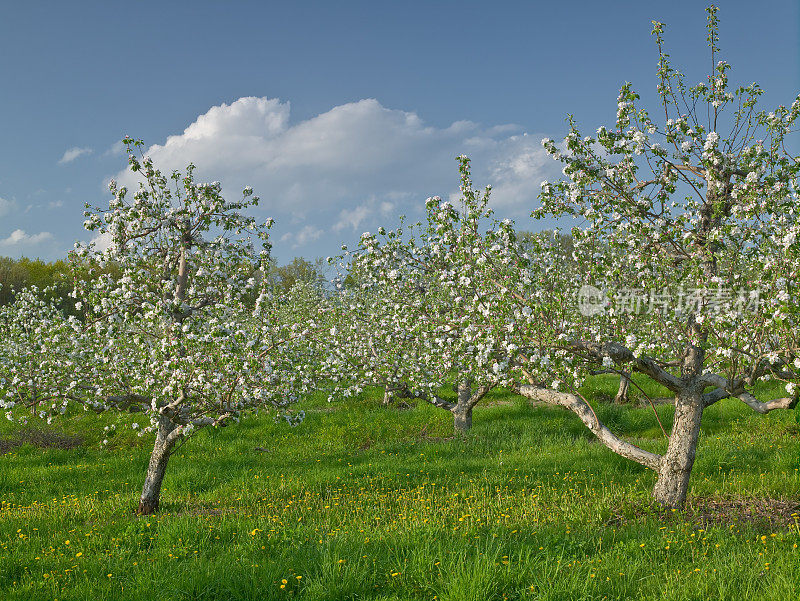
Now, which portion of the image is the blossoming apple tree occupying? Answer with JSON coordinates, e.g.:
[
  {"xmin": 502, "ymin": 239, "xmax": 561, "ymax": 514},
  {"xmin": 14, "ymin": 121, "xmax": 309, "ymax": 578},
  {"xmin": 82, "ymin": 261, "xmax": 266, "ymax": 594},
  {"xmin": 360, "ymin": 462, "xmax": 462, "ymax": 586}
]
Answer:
[
  {"xmin": 0, "ymin": 138, "xmax": 315, "ymax": 514},
  {"xmin": 512, "ymin": 6, "xmax": 799, "ymax": 507},
  {"xmin": 0, "ymin": 287, "xmax": 83, "ymax": 421},
  {"xmin": 325, "ymin": 158, "xmax": 529, "ymax": 432},
  {"xmin": 317, "ymin": 273, "xmax": 428, "ymax": 408}
]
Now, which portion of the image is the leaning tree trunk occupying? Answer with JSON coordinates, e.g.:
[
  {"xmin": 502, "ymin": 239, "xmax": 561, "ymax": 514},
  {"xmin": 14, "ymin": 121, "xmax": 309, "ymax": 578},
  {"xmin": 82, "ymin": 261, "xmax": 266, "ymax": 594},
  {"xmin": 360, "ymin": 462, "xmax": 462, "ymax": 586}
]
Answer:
[
  {"xmin": 137, "ymin": 416, "xmax": 180, "ymax": 515},
  {"xmin": 614, "ymin": 369, "xmax": 631, "ymax": 404},
  {"xmin": 652, "ymin": 390, "xmax": 704, "ymax": 508}
]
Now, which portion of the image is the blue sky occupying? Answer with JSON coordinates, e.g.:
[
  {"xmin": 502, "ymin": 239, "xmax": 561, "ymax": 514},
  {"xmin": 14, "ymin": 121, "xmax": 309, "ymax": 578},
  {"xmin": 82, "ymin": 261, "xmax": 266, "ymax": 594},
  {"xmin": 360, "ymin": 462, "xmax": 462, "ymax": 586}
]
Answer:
[{"xmin": 1, "ymin": 0, "xmax": 797, "ymax": 263}]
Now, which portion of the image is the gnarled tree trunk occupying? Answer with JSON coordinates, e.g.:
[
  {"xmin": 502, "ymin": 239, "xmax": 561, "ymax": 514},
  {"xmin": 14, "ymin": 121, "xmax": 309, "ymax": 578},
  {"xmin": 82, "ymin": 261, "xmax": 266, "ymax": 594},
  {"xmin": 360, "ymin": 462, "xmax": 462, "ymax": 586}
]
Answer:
[
  {"xmin": 421, "ymin": 380, "xmax": 493, "ymax": 434},
  {"xmin": 452, "ymin": 406, "xmax": 473, "ymax": 432},
  {"xmin": 652, "ymin": 390, "xmax": 704, "ymax": 508},
  {"xmin": 615, "ymin": 369, "xmax": 631, "ymax": 404},
  {"xmin": 452, "ymin": 380, "xmax": 474, "ymax": 433},
  {"xmin": 137, "ymin": 416, "xmax": 180, "ymax": 515},
  {"xmin": 383, "ymin": 382, "xmax": 413, "ymax": 407},
  {"xmin": 451, "ymin": 380, "xmax": 491, "ymax": 434}
]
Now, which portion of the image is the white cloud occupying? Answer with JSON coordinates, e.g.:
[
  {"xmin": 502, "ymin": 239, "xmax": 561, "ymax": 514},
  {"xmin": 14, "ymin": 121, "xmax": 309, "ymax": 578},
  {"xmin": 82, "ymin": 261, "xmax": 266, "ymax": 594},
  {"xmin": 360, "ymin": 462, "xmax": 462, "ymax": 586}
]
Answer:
[
  {"xmin": 279, "ymin": 225, "xmax": 324, "ymax": 249},
  {"xmin": 105, "ymin": 140, "xmax": 126, "ymax": 156},
  {"xmin": 88, "ymin": 231, "xmax": 113, "ymax": 253},
  {"xmin": 0, "ymin": 196, "xmax": 15, "ymax": 218},
  {"xmin": 334, "ymin": 204, "xmax": 371, "ymax": 233},
  {"xmin": 334, "ymin": 196, "xmax": 399, "ymax": 232},
  {"xmin": 111, "ymin": 96, "xmax": 561, "ymax": 258},
  {"xmin": 59, "ymin": 146, "xmax": 93, "ymax": 164},
  {"xmin": 485, "ymin": 134, "xmax": 557, "ymax": 210},
  {"xmin": 0, "ymin": 229, "xmax": 54, "ymax": 248}
]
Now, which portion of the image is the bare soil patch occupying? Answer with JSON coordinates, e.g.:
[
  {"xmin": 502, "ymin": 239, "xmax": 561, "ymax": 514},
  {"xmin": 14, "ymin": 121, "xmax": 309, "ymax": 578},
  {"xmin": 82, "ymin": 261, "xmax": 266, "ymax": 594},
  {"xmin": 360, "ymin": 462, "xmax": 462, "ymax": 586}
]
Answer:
[
  {"xmin": 484, "ymin": 399, "xmax": 515, "ymax": 408},
  {"xmin": 415, "ymin": 424, "xmax": 456, "ymax": 444},
  {"xmin": 0, "ymin": 427, "xmax": 83, "ymax": 452},
  {"xmin": 608, "ymin": 495, "xmax": 800, "ymax": 532}
]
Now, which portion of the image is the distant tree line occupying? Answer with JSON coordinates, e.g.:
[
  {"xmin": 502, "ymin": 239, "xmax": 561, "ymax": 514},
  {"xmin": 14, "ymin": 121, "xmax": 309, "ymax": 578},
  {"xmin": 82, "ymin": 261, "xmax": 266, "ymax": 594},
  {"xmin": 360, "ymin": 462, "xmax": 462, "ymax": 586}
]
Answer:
[
  {"xmin": 264, "ymin": 256, "xmax": 328, "ymax": 295},
  {"xmin": 0, "ymin": 255, "xmax": 328, "ymax": 311},
  {"xmin": 0, "ymin": 257, "xmax": 73, "ymax": 308}
]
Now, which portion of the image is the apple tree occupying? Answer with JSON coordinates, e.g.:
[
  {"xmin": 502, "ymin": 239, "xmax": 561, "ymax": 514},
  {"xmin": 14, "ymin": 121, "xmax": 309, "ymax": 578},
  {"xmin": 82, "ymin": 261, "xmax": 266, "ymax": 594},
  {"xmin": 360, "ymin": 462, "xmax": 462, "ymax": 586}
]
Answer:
[
  {"xmin": 512, "ymin": 6, "xmax": 799, "ymax": 507},
  {"xmin": 0, "ymin": 138, "xmax": 316, "ymax": 514},
  {"xmin": 325, "ymin": 158, "xmax": 528, "ymax": 432}
]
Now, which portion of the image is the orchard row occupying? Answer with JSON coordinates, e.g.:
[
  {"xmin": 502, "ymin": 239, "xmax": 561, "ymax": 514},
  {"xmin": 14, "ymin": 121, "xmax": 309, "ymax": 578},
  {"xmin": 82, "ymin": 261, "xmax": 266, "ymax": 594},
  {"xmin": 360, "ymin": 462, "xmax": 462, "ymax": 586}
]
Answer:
[{"xmin": 1, "ymin": 6, "xmax": 798, "ymax": 514}]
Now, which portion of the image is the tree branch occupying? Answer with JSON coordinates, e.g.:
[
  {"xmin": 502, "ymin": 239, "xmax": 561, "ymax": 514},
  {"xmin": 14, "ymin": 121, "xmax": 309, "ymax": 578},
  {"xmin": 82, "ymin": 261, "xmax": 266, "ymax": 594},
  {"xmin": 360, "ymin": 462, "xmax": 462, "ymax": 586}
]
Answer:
[
  {"xmin": 569, "ymin": 340, "xmax": 684, "ymax": 392},
  {"xmin": 702, "ymin": 387, "xmax": 731, "ymax": 407},
  {"xmin": 467, "ymin": 385, "xmax": 493, "ymax": 410},
  {"xmin": 700, "ymin": 373, "xmax": 798, "ymax": 413},
  {"xmin": 418, "ymin": 393, "xmax": 455, "ymax": 412},
  {"xmin": 516, "ymin": 383, "xmax": 662, "ymax": 470},
  {"xmin": 105, "ymin": 393, "xmax": 151, "ymax": 412}
]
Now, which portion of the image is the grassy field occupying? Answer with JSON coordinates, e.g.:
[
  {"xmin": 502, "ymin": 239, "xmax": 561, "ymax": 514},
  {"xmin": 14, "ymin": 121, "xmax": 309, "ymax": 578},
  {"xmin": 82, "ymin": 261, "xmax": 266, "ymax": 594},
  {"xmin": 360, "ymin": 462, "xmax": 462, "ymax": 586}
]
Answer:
[{"xmin": 1, "ymin": 375, "xmax": 799, "ymax": 600}]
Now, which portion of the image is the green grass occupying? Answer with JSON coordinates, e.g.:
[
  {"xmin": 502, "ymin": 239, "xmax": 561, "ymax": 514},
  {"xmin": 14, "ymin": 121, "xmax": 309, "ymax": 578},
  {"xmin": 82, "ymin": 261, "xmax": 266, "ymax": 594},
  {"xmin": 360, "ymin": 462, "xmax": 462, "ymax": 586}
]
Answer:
[{"xmin": 1, "ymin": 378, "xmax": 799, "ymax": 600}]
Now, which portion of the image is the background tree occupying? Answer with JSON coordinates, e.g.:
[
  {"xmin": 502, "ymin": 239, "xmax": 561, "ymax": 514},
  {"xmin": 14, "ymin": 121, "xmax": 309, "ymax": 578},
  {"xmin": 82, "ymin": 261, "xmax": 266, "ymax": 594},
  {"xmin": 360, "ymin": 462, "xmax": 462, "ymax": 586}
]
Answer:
[
  {"xmin": 518, "ymin": 230, "xmax": 633, "ymax": 403},
  {"xmin": 266, "ymin": 256, "xmax": 328, "ymax": 296},
  {"xmin": 315, "ymin": 272, "xmax": 428, "ymax": 408},
  {"xmin": 0, "ymin": 258, "xmax": 36, "ymax": 305},
  {"xmin": 0, "ymin": 257, "xmax": 71, "ymax": 309},
  {"xmin": 0, "ymin": 287, "xmax": 80, "ymax": 419},
  {"xmin": 327, "ymin": 159, "xmax": 527, "ymax": 433}
]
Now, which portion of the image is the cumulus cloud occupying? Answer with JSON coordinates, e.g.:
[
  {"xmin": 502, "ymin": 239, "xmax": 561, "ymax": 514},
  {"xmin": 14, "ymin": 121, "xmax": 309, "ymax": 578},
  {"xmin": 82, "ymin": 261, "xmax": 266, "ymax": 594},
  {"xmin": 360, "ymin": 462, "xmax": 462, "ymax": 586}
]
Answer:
[
  {"xmin": 334, "ymin": 196, "xmax": 399, "ymax": 232},
  {"xmin": 111, "ymin": 96, "xmax": 561, "ymax": 259},
  {"xmin": 485, "ymin": 134, "xmax": 557, "ymax": 210},
  {"xmin": 280, "ymin": 225, "xmax": 324, "ymax": 249},
  {"xmin": 59, "ymin": 147, "xmax": 93, "ymax": 164},
  {"xmin": 88, "ymin": 231, "xmax": 113, "ymax": 253},
  {"xmin": 0, "ymin": 229, "xmax": 54, "ymax": 248},
  {"xmin": 105, "ymin": 140, "xmax": 126, "ymax": 156},
  {"xmin": 0, "ymin": 196, "xmax": 15, "ymax": 218}
]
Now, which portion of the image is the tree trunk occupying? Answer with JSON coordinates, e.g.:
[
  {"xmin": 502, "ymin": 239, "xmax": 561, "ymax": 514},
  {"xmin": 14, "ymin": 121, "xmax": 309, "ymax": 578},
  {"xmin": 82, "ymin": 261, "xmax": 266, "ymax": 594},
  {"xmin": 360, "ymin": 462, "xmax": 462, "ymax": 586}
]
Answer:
[
  {"xmin": 452, "ymin": 404, "xmax": 473, "ymax": 433},
  {"xmin": 452, "ymin": 379, "xmax": 473, "ymax": 433},
  {"xmin": 615, "ymin": 370, "xmax": 631, "ymax": 404},
  {"xmin": 652, "ymin": 391, "xmax": 704, "ymax": 508},
  {"xmin": 137, "ymin": 416, "xmax": 179, "ymax": 515}
]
